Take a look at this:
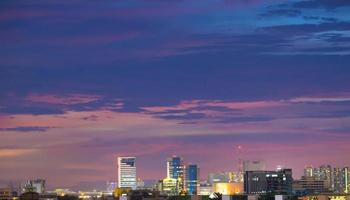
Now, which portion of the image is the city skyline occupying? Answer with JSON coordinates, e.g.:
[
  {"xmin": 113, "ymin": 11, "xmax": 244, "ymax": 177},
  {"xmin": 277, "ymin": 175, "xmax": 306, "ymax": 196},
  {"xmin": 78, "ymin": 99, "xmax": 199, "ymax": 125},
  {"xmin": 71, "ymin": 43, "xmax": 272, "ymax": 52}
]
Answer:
[{"xmin": 1, "ymin": 0, "xmax": 350, "ymax": 190}]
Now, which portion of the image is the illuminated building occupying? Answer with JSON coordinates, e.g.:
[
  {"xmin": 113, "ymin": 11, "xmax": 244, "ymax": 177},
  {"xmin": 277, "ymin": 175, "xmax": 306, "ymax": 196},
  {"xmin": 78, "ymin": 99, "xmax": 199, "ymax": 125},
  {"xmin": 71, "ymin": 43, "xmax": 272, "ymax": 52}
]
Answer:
[
  {"xmin": 333, "ymin": 167, "xmax": 348, "ymax": 194},
  {"xmin": 167, "ymin": 156, "xmax": 185, "ymax": 193},
  {"xmin": 199, "ymin": 183, "xmax": 213, "ymax": 195},
  {"xmin": 24, "ymin": 180, "xmax": 45, "ymax": 194},
  {"xmin": 113, "ymin": 188, "xmax": 131, "ymax": 198},
  {"xmin": 162, "ymin": 178, "xmax": 178, "ymax": 196},
  {"xmin": 137, "ymin": 178, "xmax": 145, "ymax": 189},
  {"xmin": 243, "ymin": 161, "xmax": 266, "ymax": 172},
  {"xmin": 185, "ymin": 164, "xmax": 199, "ymax": 195},
  {"xmin": 244, "ymin": 169, "xmax": 293, "ymax": 194},
  {"xmin": 208, "ymin": 172, "xmax": 230, "ymax": 184},
  {"xmin": 213, "ymin": 183, "xmax": 243, "ymax": 195},
  {"xmin": 117, "ymin": 157, "xmax": 137, "ymax": 190},
  {"xmin": 313, "ymin": 165, "xmax": 333, "ymax": 190},
  {"xmin": 304, "ymin": 166, "xmax": 313, "ymax": 178},
  {"xmin": 106, "ymin": 182, "xmax": 117, "ymax": 193}
]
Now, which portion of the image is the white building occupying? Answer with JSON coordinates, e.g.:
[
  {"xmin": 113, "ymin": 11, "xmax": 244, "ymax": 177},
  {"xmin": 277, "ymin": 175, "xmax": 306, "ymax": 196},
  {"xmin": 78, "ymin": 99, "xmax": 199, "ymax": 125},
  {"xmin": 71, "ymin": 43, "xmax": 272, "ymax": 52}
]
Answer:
[{"xmin": 117, "ymin": 157, "xmax": 137, "ymax": 190}]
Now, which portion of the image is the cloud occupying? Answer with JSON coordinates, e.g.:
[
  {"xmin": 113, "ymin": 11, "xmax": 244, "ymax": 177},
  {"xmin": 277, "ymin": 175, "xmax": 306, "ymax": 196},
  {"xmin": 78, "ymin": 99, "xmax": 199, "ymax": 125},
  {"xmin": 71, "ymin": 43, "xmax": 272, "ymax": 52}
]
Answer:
[
  {"xmin": 0, "ymin": 148, "xmax": 37, "ymax": 157},
  {"xmin": 259, "ymin": 9, "xmax": 301, "ymax": 18},
  {"xmin": 0, "ymin": 126, "xmax": 55, "ymax": 132},
  {"xmin": 290, "ymin": 96, "xmax": 350, "ymax": 103},
  {"xmin": 293, "ymin": 0, "xmax": 350, "ymax": 10},
  {"xmin": 26, "ymin": 94, "xmax": 101, "ymax": 105}
]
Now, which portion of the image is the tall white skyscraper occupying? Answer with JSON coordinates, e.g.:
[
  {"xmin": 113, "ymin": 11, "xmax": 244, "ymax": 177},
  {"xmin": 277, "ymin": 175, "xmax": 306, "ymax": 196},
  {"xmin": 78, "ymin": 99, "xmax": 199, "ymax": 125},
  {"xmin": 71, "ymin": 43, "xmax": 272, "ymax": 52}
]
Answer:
[{"xmin": 117, "ymin": 156, "xmax": 137, "ymax": 189}]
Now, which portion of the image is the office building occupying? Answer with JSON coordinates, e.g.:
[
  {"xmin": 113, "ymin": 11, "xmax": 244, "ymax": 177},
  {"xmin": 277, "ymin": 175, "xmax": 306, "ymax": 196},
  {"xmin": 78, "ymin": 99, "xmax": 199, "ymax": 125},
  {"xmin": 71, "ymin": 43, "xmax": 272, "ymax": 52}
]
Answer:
[
  {"xmin": 185, "ymin": 164, "xmax": 199, "ymax": 195},
  {"xmin": 243, "ymin": 161, "xmax": 266, "ymax": 172},
  {"xmin": 24, "ymin": 180, "xmax": 46, "ymax": 194},
  {"xmin": 244, "ymin": 169, "xmax": 293, "ymax": 194},
  {"xmin": 208, "ymin": 172, "xmax": 230, "ymax": 184},
  {"xmin": 304, "ymin": 166, "xmax": 313, "ymax": 178},
  {"xmin": 117, "ymin": 156, "xmax": 137, "ymax": 190},
  {"xmin": 293, "ymin": 177, "xmax": 327, "ymax": 194},
  {"xmin": 313, "ymin": 165, "xmax": 333, "ymax": 189},
  {"xmin": 167, "ymin": 156, "xmax": 185, "ymax": 193},
  {"xmin": 333, "ymin": 167, "xmax": 348, "ymax": 194},
  {"xmin": 106, "ymin": 181, "xmax": 117, "ymax": 193},
  {"xmin": 162, "ymin": 178, "xmax": 179, "ymax": 196}
]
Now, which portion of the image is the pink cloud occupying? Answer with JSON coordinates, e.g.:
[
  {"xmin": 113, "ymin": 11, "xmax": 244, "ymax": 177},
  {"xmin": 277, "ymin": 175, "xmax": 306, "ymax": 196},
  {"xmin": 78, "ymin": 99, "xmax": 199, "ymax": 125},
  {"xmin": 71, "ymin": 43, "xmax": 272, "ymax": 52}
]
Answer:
[{"xmin": 26, "ymin": 93, "xmax": 100, "ymax": 105}]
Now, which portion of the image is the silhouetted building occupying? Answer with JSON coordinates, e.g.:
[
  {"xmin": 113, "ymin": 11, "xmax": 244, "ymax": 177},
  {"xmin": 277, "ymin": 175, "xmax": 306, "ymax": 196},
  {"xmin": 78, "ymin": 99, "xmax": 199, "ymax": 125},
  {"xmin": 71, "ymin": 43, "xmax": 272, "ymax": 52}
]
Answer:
[
  {"xmin": 20, "ymin": 192, "xmax": 39, "ymax": 200},
  {"xmin": 0, "ymin": 188, "xmax": 12, "ymax": 200}
]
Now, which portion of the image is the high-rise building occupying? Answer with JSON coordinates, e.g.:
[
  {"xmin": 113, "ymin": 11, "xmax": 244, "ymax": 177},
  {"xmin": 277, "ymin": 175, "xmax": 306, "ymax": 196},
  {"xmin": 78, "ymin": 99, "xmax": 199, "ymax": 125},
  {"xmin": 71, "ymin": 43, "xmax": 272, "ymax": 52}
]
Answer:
[
  {"xmin": 333, "ymin": 167, "xmax": 348, "ymax": 194},
  {"xmin": 24, "ymin": 179, "xmax": 45, "ymax": 194},
  {"xmin": 167, "ymin": 156, "xmax": 185, "ymax": 179},
  {"xmin": 243, "ymin": 160, "xmax": 266, "ymax": 172},
  {"xmin": 185, "ymin": 164, "xmax": 199, "ymax": 195},
  {"xmin": 106, "ymin": 181, "xmax": 117, "ymax": 193},
  {"xmin": 208, "ymin": 172, "xmax": 230, "ymax": 184},
  {"xmin": 167, "ymin": 156, "xmax": 185, "ymax": 193},
  {"xmin": 244, "ymin": 169, "xmax": 293, "ymax": 194},
  {"xmin": 313, "ymin": 165, "xmax": 333, "ymax": 189},
  {"xmin": 304, "ymin": 165, "xmax": 313, "ymax": 178},
  {"xmin": 117, "ymin": 156, "xmax": 137, "ymax": 190}
]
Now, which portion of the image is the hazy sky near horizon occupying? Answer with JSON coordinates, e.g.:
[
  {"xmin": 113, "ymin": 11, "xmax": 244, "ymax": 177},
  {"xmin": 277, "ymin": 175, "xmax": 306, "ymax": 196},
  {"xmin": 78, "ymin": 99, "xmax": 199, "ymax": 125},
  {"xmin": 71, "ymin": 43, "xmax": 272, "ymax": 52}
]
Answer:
[{"xmin": 1, "ymin": 0, "xmax": 350, "ymax": 189}]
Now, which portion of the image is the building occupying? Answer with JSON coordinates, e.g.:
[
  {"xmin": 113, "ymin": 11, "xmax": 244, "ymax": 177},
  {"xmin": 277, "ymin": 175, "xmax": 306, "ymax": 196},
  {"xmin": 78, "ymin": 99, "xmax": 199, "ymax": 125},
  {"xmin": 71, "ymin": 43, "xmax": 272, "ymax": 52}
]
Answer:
[
  {"xmin": 118, "ymin": 157, "xmax": 137, "ymax": 190},
  {"xmin": 243, "ymin": 161, "xmax": 266, "ymax": 172},
  {"xmin": 293, "ymin": 177, "xmax": 327, "ymax": 195},
  {"xmin": 161, "ymin": 178, "xmax": 178, "ymax": 196},
  {"xmin": 106, "ymin": 181, "xmax": 117, "ymax": 193},
  {"xmin": 20, "ymin": 192, "xmax": 39, "ymax": 200},
  {"xmin": 313, "ymin": 165, "xmax": 333, "ymax": 190},
  {"xmin": 333, "ymin": 167, "xmax": 348, "ymax": 194},
  {"xmin": 185, "ymin": 164, "xmax": 199, "ymax": 195},
  {"xmin": 0, "ymin": 188, "xmax": 12, "ymax": 200},
  {"xmin": 304, "ymin": 166, "xmax": 313, "ymax": 178},
  {"xmin": 24, "ymin": 180, "xmax": 46, "ymax": 194},
  {"xmin": 137, "ymin": 178, "xmax": 145, "ymax": 189},
  {"xmin": 167, "ymin": 156, "xmax": 185, "ymax": 193},
  {"xmin": 208, "ymin": 172, "xmax": 230, "ymax": 185},
  {"xmin": 244, "ymin": 169, "xmax": 293, "ymax": 194},
  {"xmin": 213, "ymin": 183, "xmax": 243, "ymax": 195},
  {"xmin": 199, "ymin": 183, "xmax": 213, "ymax": 196}
]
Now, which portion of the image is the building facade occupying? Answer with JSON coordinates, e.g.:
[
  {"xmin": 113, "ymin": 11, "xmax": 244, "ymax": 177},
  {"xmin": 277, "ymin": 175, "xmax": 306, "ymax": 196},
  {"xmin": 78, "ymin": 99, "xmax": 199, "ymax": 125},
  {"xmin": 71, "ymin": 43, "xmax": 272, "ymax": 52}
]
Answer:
[
  {"xmin": 117, "ymin": 157, "xmax": 137, "ymax": 189},
  {"xmin": 244, "ymin": 169, "xmax": 293, "ymax": 194},
  {"xmin": 333, "ymin": 167, "xmax": 348, "ymax": 194},
  {"xmin": 167, "ymin": 156, "xmax": 185, "ymax": 193},
  {"xmin": 186, "ymin": 164, "xmax": 199, "ymax": 195}
]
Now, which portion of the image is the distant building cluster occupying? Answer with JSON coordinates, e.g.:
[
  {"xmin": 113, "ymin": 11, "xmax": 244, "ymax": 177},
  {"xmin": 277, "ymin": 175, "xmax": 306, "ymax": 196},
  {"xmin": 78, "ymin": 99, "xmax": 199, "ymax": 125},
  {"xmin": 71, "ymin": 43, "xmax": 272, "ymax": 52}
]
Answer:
[{"xmin": 1, "ymin": 157, "xmax": 349, "ymax": 200}]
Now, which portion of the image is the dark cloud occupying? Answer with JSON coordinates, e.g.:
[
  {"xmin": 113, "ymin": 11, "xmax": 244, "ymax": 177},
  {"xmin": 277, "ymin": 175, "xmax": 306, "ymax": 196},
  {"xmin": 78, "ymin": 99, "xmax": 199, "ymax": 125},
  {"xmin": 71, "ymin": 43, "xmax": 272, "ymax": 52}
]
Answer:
[
  {"xmin": 259, "ymin": 9, "xmax": 301, "ymax": 18},
  {"xmin": 293, "ymin": 0, "xmax": 350, "ymax": 10},
  {"xmin": 0, "ymin": 126, "xmax": 56, "ymax": 132}
]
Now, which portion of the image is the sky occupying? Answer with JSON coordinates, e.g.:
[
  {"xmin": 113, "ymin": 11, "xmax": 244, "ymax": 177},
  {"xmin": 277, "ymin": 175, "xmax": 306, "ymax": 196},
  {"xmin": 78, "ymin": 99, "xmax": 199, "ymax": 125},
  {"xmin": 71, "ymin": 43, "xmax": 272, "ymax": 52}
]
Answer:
[{"xmin": 1, "ymin": 0, "xmax": 350, "ymax": 190}]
